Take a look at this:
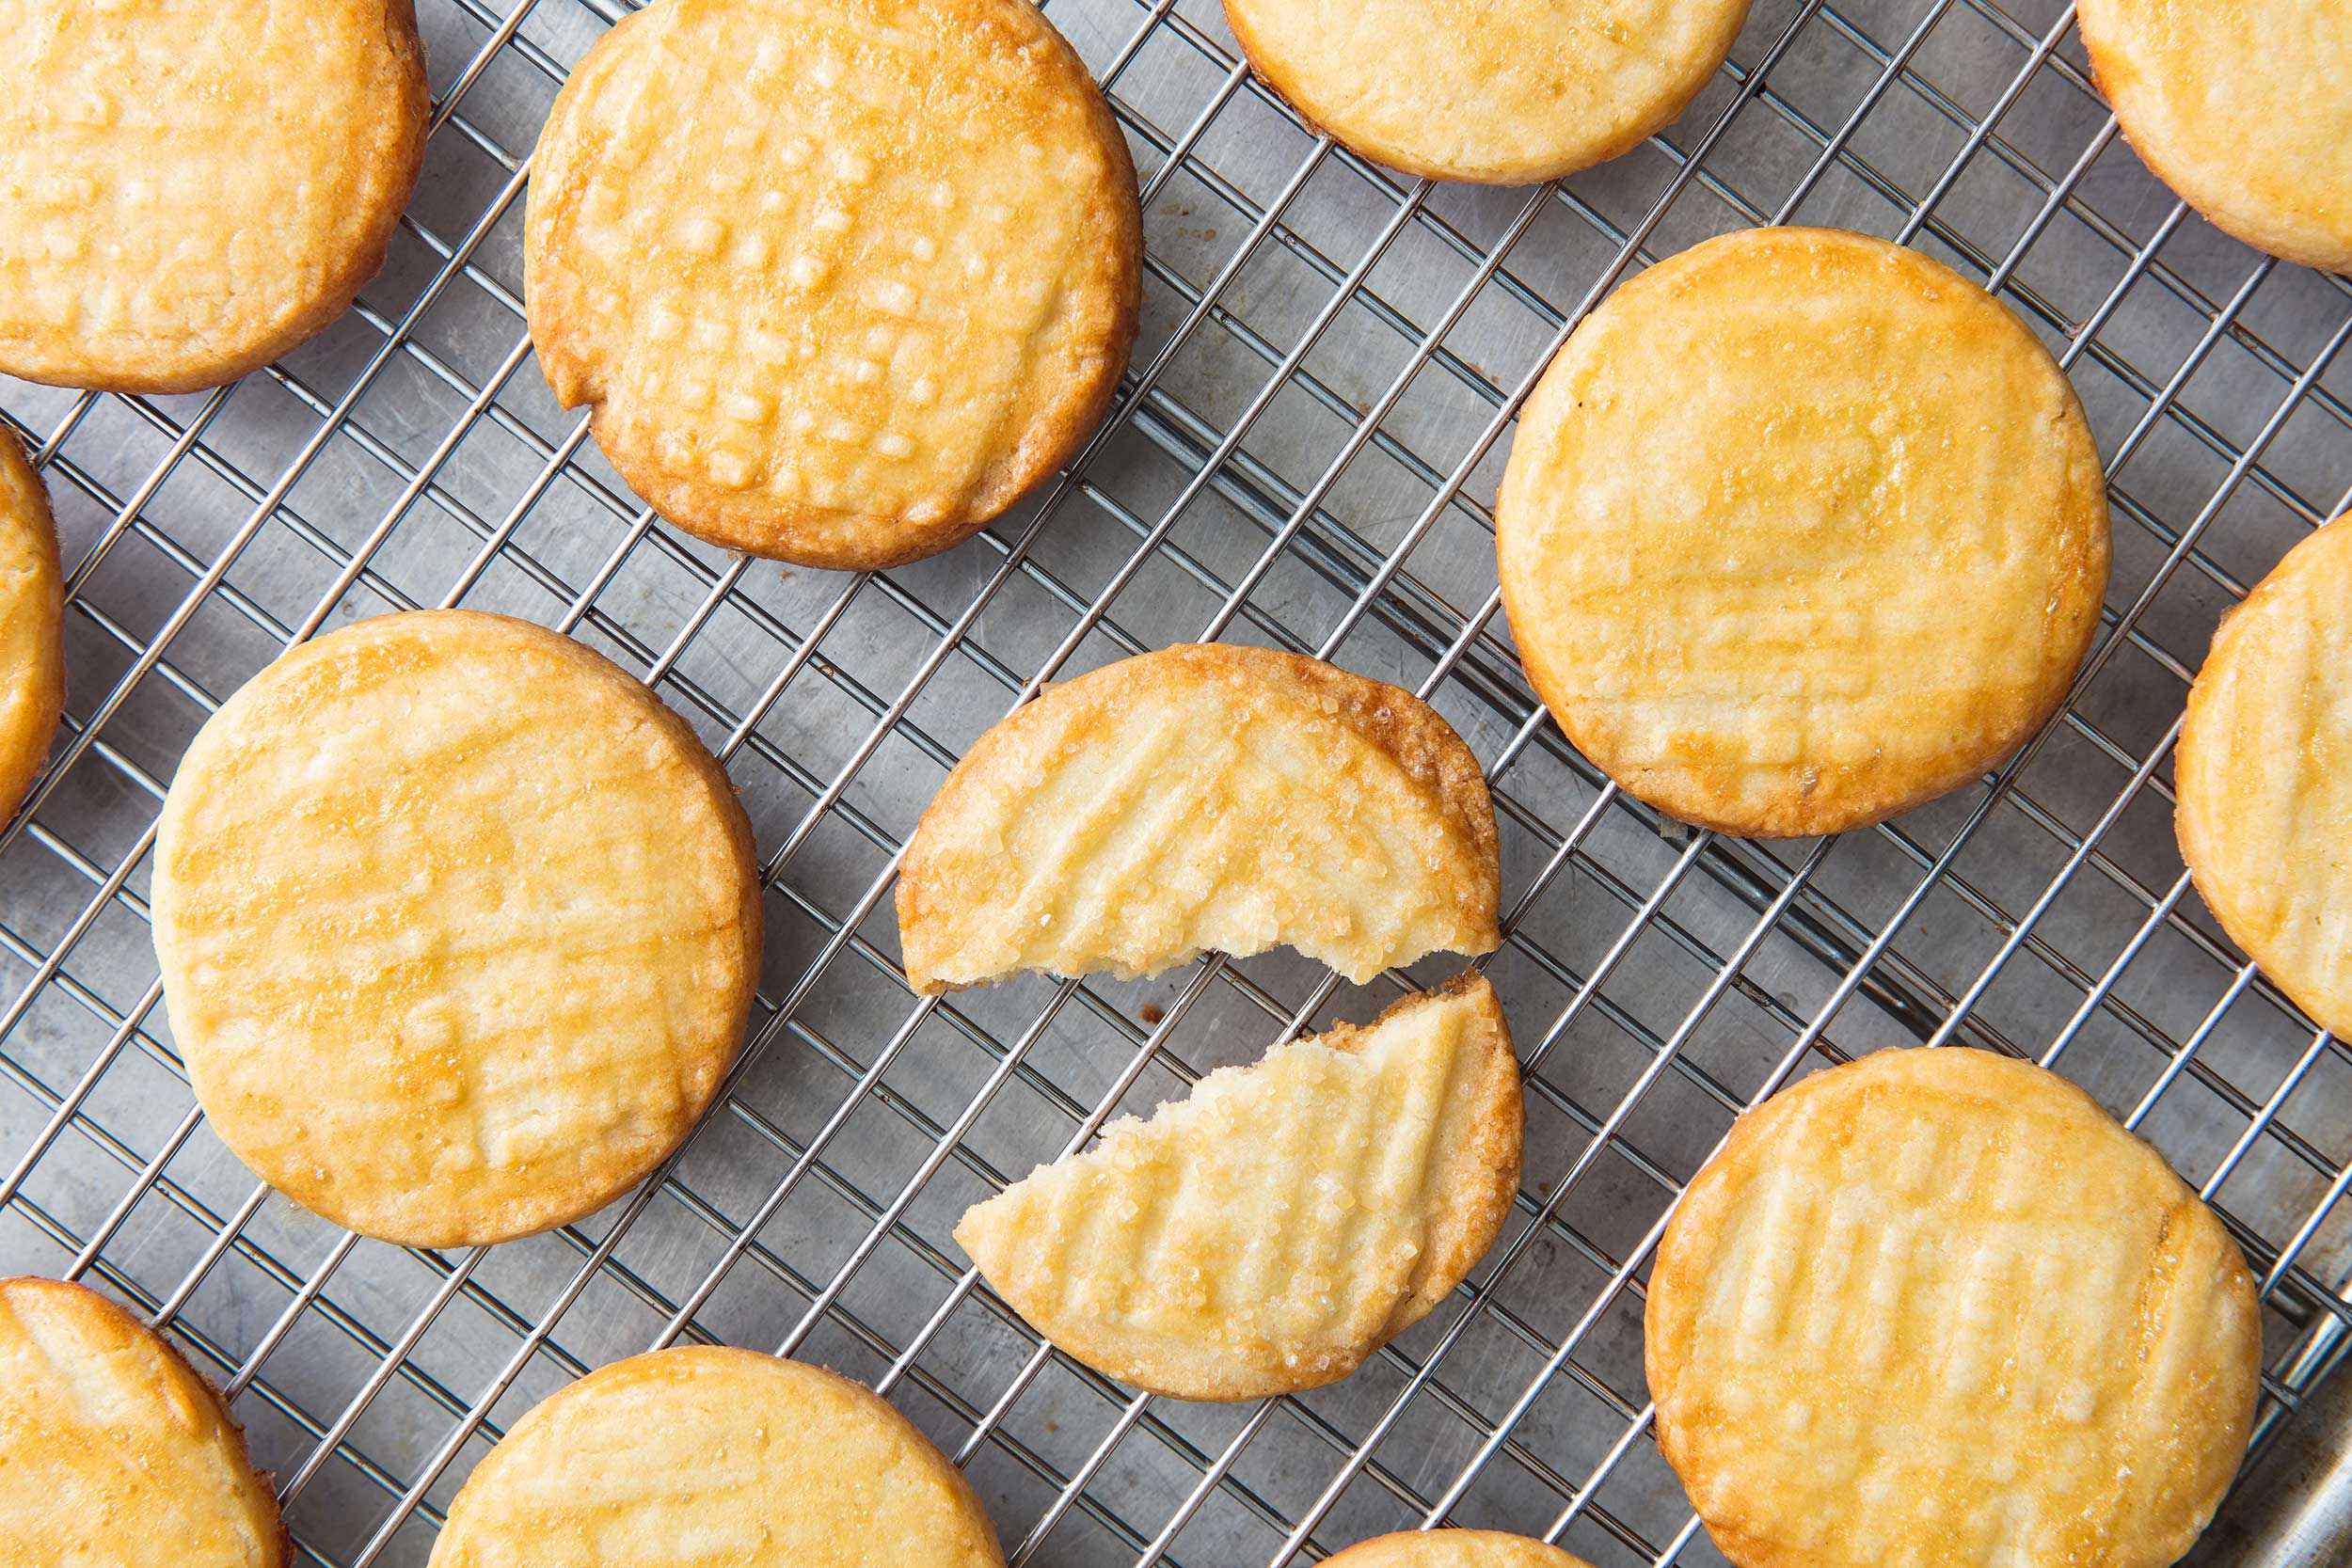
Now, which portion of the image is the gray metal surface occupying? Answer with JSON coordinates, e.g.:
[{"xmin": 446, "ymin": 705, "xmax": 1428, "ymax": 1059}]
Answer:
[
  {"xmin": 3, "ymin": 0, "xmax": 2349, "ymax": 1563},
  {"xmin": 2190, "ymin": 1331, "xmax": 2352, "ymax": 1568}
]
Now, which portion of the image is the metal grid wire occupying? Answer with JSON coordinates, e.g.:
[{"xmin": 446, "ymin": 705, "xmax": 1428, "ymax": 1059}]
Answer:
[{"xmin": 3, "ymin": 0, "xmax": 2350, "ymax": 1562}]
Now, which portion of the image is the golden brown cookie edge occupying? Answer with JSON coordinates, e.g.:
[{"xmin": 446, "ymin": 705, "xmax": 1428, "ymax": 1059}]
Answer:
[
  {"xmin": 429, "ymin": 1345, "xmax": 1004, "ymax": 1567},
  {"xmin": 0, "ymin": 0, "xmax": 430, "ymax": 394},
  {"xmin": 1642, "ymin": 1047, "xmax": 2263, "ymax": 1568},
  {"xmin": 1217, "ymin": 0, "xmax": 1752, "ymax": 186},
  {"xmin": 1322, "ymin": 1528, "xmax": 1595, "ymax": 1568},
  {"xmin": 953, "ymin": 973, "xmax": 1522, "ymax": 1402},
  {"xmin": 2176, "ymin": 513, "xmax": 2352, "ymax": 1038},
  {"xmin": 0, "ymin": 431, "xmax": 64, "ymax": 820},
  {"xmin": 895, "ymin": 641, "xmax": 1502, "ymax": 993},
  {"xmin": 522, "ymin": 0, "xmax": 1143, "ymax": 570},
  {"xmin": 1496, "ymin": 226, "xmax": 2110, "ymax": 839},
  {"xmin": 151, "ymin": 609, "xmax": 763, "ymax": 1248},
  {"xmin": 0, "ymin": 1275, "xmax": 289, "ymax": 1568},
  {"xmin": 2075, "ymin": 0, "xmax": 2352, "ymax": 276}
]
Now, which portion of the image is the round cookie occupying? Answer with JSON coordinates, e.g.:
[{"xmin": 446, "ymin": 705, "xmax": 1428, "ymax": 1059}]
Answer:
[
  {"xmin": 0, "ymin": 431, "xmax": 64, "ymax": 821},
  {"xmin": 151, "ymin": 610, "xmax": 763, "ymax": 1248},
  {"xmin": 0, "ymin": 0, "xmax": 428, "ymax": 393},
  {"xmin": 1646, "ymin": 1047, "xmax": 2262, "ymax": 1568},
  {"xmin": 525, "ymin": 0, "xmax": 1142, "ymax": 571},
  {"xmin": 0, "ymin": 1275, "xmax": 285, "ymax": 1567},
  {"xmin": 1496, "ymin": 227, "xmax": 2110, "ymax": 838},
  {"xmin": 2177, "ymin": 514, "xmax": 2352, "ymax": 1038},
  {"xmin": 428, "ymin": 1346, "xmax": 1003, "ymax": 1568},
  {"xmin": 1223, "ymin": 0, "xmax": 1751, "ymax": 184},
  {"xmin": 2078, "ymin": 0, "xmax": 2352, "ymax": 274},
  {"xmin": 1324, "ymin": 1530, "xmax": 1593, "ymax": 1567}
]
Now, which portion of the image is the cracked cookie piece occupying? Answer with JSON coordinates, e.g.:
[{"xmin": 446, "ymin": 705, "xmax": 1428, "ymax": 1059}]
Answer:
[
  {"xmin": 1647, "ymin": 1046, "xmax": 2261, "ymax": 1568},
  {"xmin": 2177, "ymin": 513, "xmax": 2352, "ymax": 1040},
  {"xmin": 2079, "ymin": 0, "xmax": 2352, "ymax": 273},
  {"xmin": 956, "ymin": 974, "xmax": 1522, "ymax": 1401},
  {"xmin": 0, "ymin": 0, "xmax": 427, "ymax": 392},
  {"xmin": 525, "ymin": 0, "xmax": 1142, "ymax": 570},
  {"xmin": 151, "ymin": 610, "xmax": 762, "ymax": 1247},
  {"xmin": 429, "ymin": 1347, "xmax": 1003, "ymax": 1568},
  {"xmin": 1497, "ymin": 227, "xmax": 2110, "ymax": 838},
  {"xmin": 0, "ymin": 1276, "xmax": 285, "ymax": 1568},
  {"xmin": 1224, "ymin": 0, "xmax": 1750, "ymax": 185},
  {"xmin": 897, "ymin": 643, "xmax": 1501, "ymax": 991},
  {"xmin": 0, "ymin": 432, "xmax": 63, "ymax": 821}
]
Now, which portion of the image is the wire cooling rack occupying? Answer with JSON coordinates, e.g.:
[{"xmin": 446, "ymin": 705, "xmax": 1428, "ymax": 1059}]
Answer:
[{"xmin": 5, "ymin": 0, "xmax": 2351, "ymax": 1563}]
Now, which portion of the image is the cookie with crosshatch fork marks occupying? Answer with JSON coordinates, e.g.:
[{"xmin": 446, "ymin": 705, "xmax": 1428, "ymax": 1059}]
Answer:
[
  {"xmin": 1496, "ymin": 226, "xmax": 2110, "ymax": 838},
  {"xmin": 0, "ymin": 0, "xmax": 427, "ymax": 393},
  {"xmin": 896, "ymin": 642, "xmax": 1502, "ymax": 990},
  {"xmin": 524, "ymin": 0, "xmax": 1142, "ymax": 571},
  {"xmin": 427, "ymin": 1347, "xmax": 1002, "ymax": 1568},
  {"xmin": 151, "ymin": 610, "xmax": 763, "ymax": 1248},
  {"xmin": 1646, "ymin": 1046, "xmax": 2261, "ymax": 1568},
  {"xmin": 0, "ymin": 1276, "xmax": 286, "ymax": 1568},
  {"xmin": 2078, "ymin": 0, "xmax": 2352, "ymax": 274},
  {"xmin": 2176, "ymin": 513, "xmax": 2352, "ymax": 1043},
  {"xmin": 1223, "ymin": 0, "xmax": 1750, "ymax": 185},
  {"xmin": 955, "ymin": 974, "xmax": 1521, "ymax": 1401}
]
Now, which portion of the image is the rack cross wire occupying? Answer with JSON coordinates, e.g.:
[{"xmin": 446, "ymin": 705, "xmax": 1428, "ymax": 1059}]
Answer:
[{"xmin": 3, "ymin": 0, "xmax": 2349, "ymax": 1563}]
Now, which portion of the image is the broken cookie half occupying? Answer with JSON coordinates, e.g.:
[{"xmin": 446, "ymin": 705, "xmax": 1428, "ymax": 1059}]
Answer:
[
  {"xmin": 898, "ymin": 643, "xmax": 1501, "ymax": 993},
  {"xmin": 955, "ymin": 973, "xmax": 1522, "ymax": 1401}
]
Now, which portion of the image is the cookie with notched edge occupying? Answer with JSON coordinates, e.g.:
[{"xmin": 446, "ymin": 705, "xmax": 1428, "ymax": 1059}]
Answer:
[
  {"xmin": 896, "ymin": 642, "xmax": 1501, "ymax": 992},
  {"xmin": 0, "ymin": 431, "xmax": 63, "ymax": 821},
  {"xmin": 428, "ymin": 1347, "xmax": 1003, "ymax": 1568},
  {"xmin": 151, "ymin": 610, "xmax": 763, "ymax": 1248},
  {"xmin": 2176, "ymin": 513, "xmax": 2352, "ymax": 1040},
  {"xmin": 0, "ymin": 0, "xmax": 427, "ymax": 393},
  {"xmin": 1497, "ymin": 227, "xmax": 2109, "ymax": 838},
  {"xmin": 1224, "ymin": 0, "xmax": 1750, "ymax": 185},
  {"xmin": 0, "ymin": 1276, "xmax": 287, "ymax": 1568},
  {"xmin": 525, "ymin": 0, "xmax": 1142, "ymax": 571},
  {"xmin": 2079, "ymin": 0, "xmax": 2352, "ymax": 274},
  {"xmin": 956, "ymin": 974, "xmax": 1521, "ymax": 1402},
  {"xmin": 1646, "ymin": 1046, "xmax": 2261, "ymax": 1568}
]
